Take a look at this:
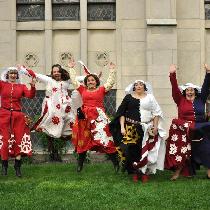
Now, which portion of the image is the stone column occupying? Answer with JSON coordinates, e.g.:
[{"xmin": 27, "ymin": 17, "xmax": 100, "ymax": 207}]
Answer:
[
  {"xmin": 80, "ymin": 0, "xmax": 88, "ymax": 73},
  {"xmin": 45, "ymin": 0, "xmax": 52, "ymax": 73},
  {"xmin": 146, "ymin": 0, "xmax": 177, "ymax": 127}
]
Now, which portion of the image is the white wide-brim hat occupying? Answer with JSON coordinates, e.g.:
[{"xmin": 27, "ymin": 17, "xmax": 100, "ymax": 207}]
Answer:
[
  {"xmin": 179, "ymin": 83, "xmax": 201, "ymax": 93},
  {"xmin": 0, "ymin": 67, "xmax": 21, "ymax": 83},
  {"xmin": 125, "ymin": 80, "xmax": 153, "ymax": 95}
]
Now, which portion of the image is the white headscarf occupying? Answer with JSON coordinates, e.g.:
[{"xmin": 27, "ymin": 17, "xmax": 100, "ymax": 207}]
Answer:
[
  {"xmin": 0, "ymin": 67, "xmax": 22, "ymax": 83},
  {"xmin": 179, "ymin": 83, "xmax": 201, "ymax": 93},
  {"xmin": 125, "ymin": 80, "xmax": 153, "ymax": 95}
]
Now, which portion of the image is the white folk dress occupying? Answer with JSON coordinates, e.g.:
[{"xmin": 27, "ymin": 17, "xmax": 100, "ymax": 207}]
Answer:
[
  {"xmin": 138, "ymin": 94, "xmax": 166, "ymax": 174},
  {"xmin": 20, "ymin": 68, "xmax": 77, "ymax": 138}
]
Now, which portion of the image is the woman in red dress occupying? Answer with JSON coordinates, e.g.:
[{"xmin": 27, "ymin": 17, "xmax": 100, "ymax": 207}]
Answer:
[
  {"xmin": 165, "ymin": 64, "xmax": 210, "ymax": 180},
  {"xmin": 68, "ymin": 60, "xmax": 119, "ymax": 172},
  {"xmin": 0, "ymin": 67, "xmax": 36, "ymax": 177}
]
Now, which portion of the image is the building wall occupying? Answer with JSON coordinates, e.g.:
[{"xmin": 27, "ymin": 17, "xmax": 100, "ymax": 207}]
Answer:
[{"xmin": 0, "ymin": 0, "xmax": 209, "ymax": 132}]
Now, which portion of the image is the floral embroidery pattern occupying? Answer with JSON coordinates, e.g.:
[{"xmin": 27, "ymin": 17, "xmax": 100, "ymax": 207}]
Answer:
[
  {"xmin": 65, "ymin": 106, "xmax": 71, "ymax": 113},
  {"xmin": 52, "ymin": 116, "xmax": 60, "ymax": 125},
  {"xmin": 52, "ymin": 87, "xmax": 58, "ymax": 92},
  {"xmin": 175, "ymin": 155, "xmax": 182, "ymax": 162},
  {"xmin": 171, "ymin": 134, "xmax": 178, "ymax": 142},
  {"xmin": 166, "ymin": 120, "xmax": 192, "ymax": 169},
  {"xmin": 19, "ymin": 133, "xmax": 32, "ymax": 153},
  {"xmin": 91, "ymin": 108, "xmax": 113, "ymax": 146},
  {"xmin": 8, "ymin": 135, "xmax": 15, "ymax": 153},
  {"xmin": 169, "ymin": 143, "xmax": 177, "ymax": 155},
  {"xmin": 181, "ymin": 146, "xmax": 187, "ymax": 154},
  {"xmin": 56, "ymin": 104, "xmax": 61, "ymax": 109},
  {"xmin": 182, "ymin": 134, "xmax": 187, "ymax": 142}
]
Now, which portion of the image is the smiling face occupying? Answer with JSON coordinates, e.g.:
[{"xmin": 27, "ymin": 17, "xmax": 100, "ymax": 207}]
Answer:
[
  {"xmin": 86, "ymin": 75, "xmax": 97, "ymax": 90},
  {"xmin": 52, "ymin": 66, "xmax": 61, "ymax": 81},
  {"xmin": 7, "ymin": 70, "xmax": 18, "ymax": 83},
  {"xmin": 185, "ymin": 87, "xmax": 196, "ymax": 101},
  {"xmin": 133, "ymin": 81, "xmax": 145, "ymax": 94}
]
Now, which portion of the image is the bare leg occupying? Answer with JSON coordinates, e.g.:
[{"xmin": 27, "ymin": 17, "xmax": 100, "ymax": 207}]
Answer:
[
  {"xmin": 207, "ymin": 169, "xmax": 210, "ymax": 179},
  {"xmin": 170, "ymin": 167, "xmax": 182, "ymax": 181}
]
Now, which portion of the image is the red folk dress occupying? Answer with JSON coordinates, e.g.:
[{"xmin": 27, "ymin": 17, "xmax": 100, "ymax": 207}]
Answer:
[
  {"xmin": 0, "ymin": 81, "xmax": 35, "ymax": 160},
  {"xmin": 72, "ymin": 85, "xmax": 116, "ymax": 154},
  {"xmin": 165, "ymin": 72, "xmax": 210, "ymax": 175}
]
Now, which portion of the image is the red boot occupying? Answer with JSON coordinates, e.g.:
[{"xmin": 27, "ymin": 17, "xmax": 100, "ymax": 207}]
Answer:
[
  {"xmin": 132, "ymin": 174, "xmax": 139, "ymax": 183},
  {"xmin": 141, "ymin": 174, "xmax": 149, "ymax": 183}
]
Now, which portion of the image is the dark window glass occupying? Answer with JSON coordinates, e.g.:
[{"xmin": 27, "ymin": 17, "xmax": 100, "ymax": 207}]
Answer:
[
  {"xmin": 16, "ymin": 0, "xmax": 45, "ymax": 22},
  {"xmin": 87, "ymin": 0, "xmax": 116, "ymax": 21},
  {"xmin": 52, "ymin": 0, "xmax": 80, "ymax": 21},
  {"xmin": 205, "ymin": 0, "xmax": 210, "ymax": 19}
]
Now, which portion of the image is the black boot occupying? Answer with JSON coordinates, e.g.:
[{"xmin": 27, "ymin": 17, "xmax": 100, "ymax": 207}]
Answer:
[
  {"xmin": 14, "ymin": 159, "xmax": 22, "ymax": 177},
  {"xmin": 109, "ymin": 153, "xmax": 120, "ymax": 173},
  {"xmin": 77, "ymin": 152, "xmax": 87, "ymax": 172},
  {"xmin": 1, "ymin": 160, "xmax": 8, "ymax": 176}
]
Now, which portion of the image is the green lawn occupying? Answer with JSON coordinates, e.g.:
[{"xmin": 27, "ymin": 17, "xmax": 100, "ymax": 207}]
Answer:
[{"xmin": 0, "ymin": 162, "xmax": 210, "ymax": 210}]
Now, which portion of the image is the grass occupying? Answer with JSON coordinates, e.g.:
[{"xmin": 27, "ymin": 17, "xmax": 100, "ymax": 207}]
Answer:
[{"xmin": 0, "ymin": 162, "xmax": 210, "ymax": 210}]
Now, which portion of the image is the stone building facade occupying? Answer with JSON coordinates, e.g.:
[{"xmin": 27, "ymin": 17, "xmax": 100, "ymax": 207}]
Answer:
[{"xmin": 0, "ymin": 0, "xmax": 210, "ymax": 150}]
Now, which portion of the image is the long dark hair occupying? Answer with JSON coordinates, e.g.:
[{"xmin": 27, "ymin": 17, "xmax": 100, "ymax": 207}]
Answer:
[
  {"xmin": 84, "ymin": 74, "xmax": 100, "ymax": 87},
  {"xmin": 51, "ymin": 64, "xmax": 70, "ymax": 81}
]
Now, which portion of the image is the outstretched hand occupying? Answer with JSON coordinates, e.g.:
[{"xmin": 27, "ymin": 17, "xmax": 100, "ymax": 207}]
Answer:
[
  {"xmin": 109, "ymin": 62, "xmax": 116, "ymax": 70},
  {"xmin": 169, "ymin": 64, "xmax": 177, "ymax": 74},
  {"xmin": 68, "ymin": 59, "xmax": 76, "ymax": 68},
  {"xmin": 16, "ymin": 64, "xmax": 22, "ymax": 71},
  {"xmin": 30, "ymin": 77, "xmax": 37, "ymax": 87},
  {"xmin": 204, "ymin": 64, "xmax": 210, "ymax": 73}
]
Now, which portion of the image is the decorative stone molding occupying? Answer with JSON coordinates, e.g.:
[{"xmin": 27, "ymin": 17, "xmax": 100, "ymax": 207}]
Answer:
[
  {"xmin": 146, "ymin": 19, "xmax": 177, "ymax": 26},
  {"xmin": 24, "ymin": 52, "xmax": 39, "ymax": 67},
  {"xmin": 96, "ymin": 51, "xmax": 109, "ymax": 67},
  {"xmin": 59, "ymin": 52, "xmax": 73, "ymax": 67}
]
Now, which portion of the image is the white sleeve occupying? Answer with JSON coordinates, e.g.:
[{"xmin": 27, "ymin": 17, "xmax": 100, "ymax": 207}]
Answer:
[
  {"xmin": 19, "ymin": 66, "xmax": 52, "ymax": 84},
  {"xmin": 34, "ymin": 73, "xmax": 53, "ymax": 84},
  {"xmin": 104, "ymin": 69, "xmax": 116, "ymax": 92},
  {"xmin": 150, "ymin": 94, "xmax": 163, "ymax": 117}
]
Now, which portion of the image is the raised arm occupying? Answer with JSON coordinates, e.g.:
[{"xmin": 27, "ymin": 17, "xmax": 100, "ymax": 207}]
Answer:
[
  {"xmin": 200, "ymin": 64, "xmax": 210, "ymax": 102},
  {"xmin": 104, "ymin": 62, "xmax": 116, "ymax": 92},
  {"xmin": 169, "ymin": 64, "xmax": 182, "ymax": 105},
  {"xmin": 68, "ymin": 60, "xmax": 80, "ymax": 89},
  {"xmin": 22, "ymin": 78, "xmax": 36, "ymax": 99},
  {"xmin": 18, "ymin": 65, "xmax": 52, "ymax": 84}
]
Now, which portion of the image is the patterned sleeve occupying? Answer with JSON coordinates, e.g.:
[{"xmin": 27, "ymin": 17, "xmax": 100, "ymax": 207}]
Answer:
[
  {"xmin": 170, "ymin": 72, "xmax": 182, "ymax": 105},
  {"xmin": 68, "ymin": 67, "xmax": 81, "ymax": 89},
  {"xmin": 104, "ymin": 69, "xmax": 116, "ymax": 92}
]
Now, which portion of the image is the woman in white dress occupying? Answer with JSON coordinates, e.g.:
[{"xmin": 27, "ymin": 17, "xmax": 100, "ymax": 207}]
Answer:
[{"xmin": 19, "ymin": 64, "xmax": 77, "ymax": 138}]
